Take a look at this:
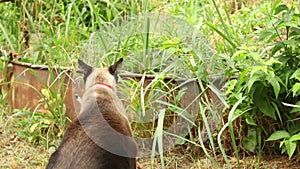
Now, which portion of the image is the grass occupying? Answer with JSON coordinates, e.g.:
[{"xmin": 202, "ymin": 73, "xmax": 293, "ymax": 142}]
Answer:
[
  {"xmin": 0, "ymin": 118, "xmax": 50, "ymax": 168},
  {"xmin": 1, "ymin": 0, "xmax": 300, "ymax": 168}
]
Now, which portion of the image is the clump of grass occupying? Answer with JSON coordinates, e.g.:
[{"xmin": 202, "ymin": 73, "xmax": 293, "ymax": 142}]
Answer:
[{"xmin": 2, "ymin": 0, "xmax": 299, "ymax": 168}]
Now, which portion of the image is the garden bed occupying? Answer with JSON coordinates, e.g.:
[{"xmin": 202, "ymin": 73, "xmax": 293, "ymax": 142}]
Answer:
[{"xmin": 0, "ymin": 59, "xmax": 224, "ymax": 133}]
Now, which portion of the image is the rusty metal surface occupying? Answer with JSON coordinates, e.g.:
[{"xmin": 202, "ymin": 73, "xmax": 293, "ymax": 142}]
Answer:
[
  {"xmin": 5, "ymin": 63, "xmax": 77, "ymax": 120},
  {"xmin": 1, "ymin": 61, "xmax": 225, "ymax": 128}
]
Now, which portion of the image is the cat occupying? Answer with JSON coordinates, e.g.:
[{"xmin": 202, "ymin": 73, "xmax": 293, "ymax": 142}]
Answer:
[{"xmin": 46, "ymin": 58, "xmax": 138, "ymax": 169}]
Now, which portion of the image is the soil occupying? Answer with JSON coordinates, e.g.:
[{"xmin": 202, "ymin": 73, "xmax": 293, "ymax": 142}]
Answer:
[
  {"xmin": 1, "ymin": 111, "xmax": 299, "ymax": 169},
  {"xmin": 1, "ymin": 133, "xmax": 299, "ymax": 169}
]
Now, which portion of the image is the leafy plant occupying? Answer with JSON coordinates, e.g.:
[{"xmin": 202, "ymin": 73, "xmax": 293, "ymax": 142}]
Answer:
[
  {"xmin": 267, "ymin": 129, "xmax": 300, "ymax": 158},
  {"xmin": 2, "ymin": 0, "xmax": 300, "ymax": 168},
  {"xmin": 12, "ymin": 66, "xmax": 70, "ymax": 148},
  {"xmin": 15, "ymin": 108, "xmax": 61, "ymax": 147},
  {"xmin": 224, "ymin": 2, "xmax": 300, "ymax": 158}
]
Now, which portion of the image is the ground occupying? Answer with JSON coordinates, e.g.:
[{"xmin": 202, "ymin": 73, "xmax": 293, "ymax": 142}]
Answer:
[
  {"xmin": 1, "ymin": 109, "xmax": 300, "ymax": 169},
  {"xmin": 1, "ymin": 132, "xmax": 300, "ymax": 168}
]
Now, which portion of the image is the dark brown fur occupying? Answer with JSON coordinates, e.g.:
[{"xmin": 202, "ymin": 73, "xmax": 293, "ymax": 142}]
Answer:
[{"xmin": 46, "ymin": 59, "xmax": 137, "ymax": 169}]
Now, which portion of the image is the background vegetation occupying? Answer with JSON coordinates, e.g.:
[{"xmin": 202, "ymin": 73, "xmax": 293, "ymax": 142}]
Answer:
[{"xmin": 0, "ymin": 0, "xmax": 300, "ymax": 168}]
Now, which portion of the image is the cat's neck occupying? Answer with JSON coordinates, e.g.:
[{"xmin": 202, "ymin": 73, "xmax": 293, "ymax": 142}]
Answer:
[{"xmin": 94, "ymin": 82, "xmax": 113, "ymax": 91}]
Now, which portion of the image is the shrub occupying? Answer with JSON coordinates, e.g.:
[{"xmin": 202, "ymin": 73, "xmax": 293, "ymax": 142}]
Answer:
[{"xmin": 226, "ymin": 3, "xmax": 300, "ymax": 158}]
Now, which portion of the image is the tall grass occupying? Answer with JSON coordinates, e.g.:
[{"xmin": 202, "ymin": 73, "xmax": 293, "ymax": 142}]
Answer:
[{"xmin": 1, "ymin": 0, "xmax": 298, "ymax": 168}]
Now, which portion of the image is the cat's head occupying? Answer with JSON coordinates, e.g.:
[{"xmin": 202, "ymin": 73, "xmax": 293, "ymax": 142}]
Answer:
[{"xmin": 77, "ymin": 58, "xmax": 123, "ymax": 91}]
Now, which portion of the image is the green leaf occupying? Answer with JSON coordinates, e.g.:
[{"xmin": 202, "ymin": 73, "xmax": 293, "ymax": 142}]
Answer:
[
  {"xmin": 42, "ymin": 119, "xmax": 51, "ymax": 125},
  {"xmin": 282, "ymin": 9, "xmax": 294, "ymax": 23},
  {"xmin": 239, "ymin": 67, "xmax": 252, "ymax": 84},
  {"xmin": 29, "ymin": 123, "xmax": 39, "ymax": 133},
  {"xmin": 181, "ymin": 47, "xmax": 191, "ymax": 53},
  {"xmin": 19, "ymin": 58, "xmax": 32, "ymax": 63},
  {"xmin": 247, "ymin": 73, "xmax": 262, "ymax": 93},
  {"xmin": 271, "ymin": 102, "xmax": 282, "ymax": 124},
  {"xmin": 245, "ymin": 115, "xmax": 257, "ymax": 126},
  {"xmin": 264, "ymin": 58, "xmax": 281, "ymax": 66},
  {"xmin": 291, "ymin": 83, "xmax": 300, "ymax": 97},
  {"xmin": 242, "ymin": 127, "xmax": 257, "ymax": 152},
  {"xmin": 251, "ymin": 66, "xmax": 267, "ymax": 76},
  {"xmin": 284, "ymin": 139, "xmax": 297, "ymax": 159},
  {"xmin": 284, "ymin": 39, "xmax": 298, "ymax": 48},
  {"xmin": 266, "ymin": 130, "xmax": 290, "ymax": 141},
  {"xmin": 290, "ymin": 134, "xmax": 300, "ymax": 142},
  {"xmin": 175, "ymin": 137, "xmax": 186, "ymax": 145},
  {"xmin": 204, "ymin": 21, "xmax": 237, "ymax": 49},
  {"xmin": 290, "ymin": 101, "xmax": 300, "ymax": 113},
  {"xmin": 290, "ymin": 69, "xmax": 300, "ymax": 81},
  {"xmin": 162, "ymin": 37, "xmax": 181, "ymax": 49},
  {"xmin": 269, "ymin": 77, "xmax": 280, "ymax": 99},
  {"xmin": 274, "ymin": 4, "xmax": 289, "ymax": 15},
  {"xmin": 258, "ymin": 100, "xmax": 276, "ymax": 120},
  {"xmin": 41, "ymin": 89, "xmax": 51, "ymax": 98},
  {"xmin": 242, "ymin": 137, "xmax": 256, "ymax": 152},
  {"xmin": 271, "ymin": 42, "xmax": 284, "ymax": 56},
  {"xmin": 258, "ymin": 30, "xmax": 276, "ymax": 42},
  {"xmin": 281, "ymin": 143, "xmax": 287, "ymax": 154},
  {"xmin": 271, "ymin": 0, "xmax": 282, "ymax": 14},
  {"xmin": 288, "ymin": 124, "xmax": 300, "ymax": 135},
  {"xmin": 290, "ymin": 107, "xmax": 300, "ymax": 113},
  {"xmin": 225, "ymin": 79, "xmax": 237, "ymax": 95}
]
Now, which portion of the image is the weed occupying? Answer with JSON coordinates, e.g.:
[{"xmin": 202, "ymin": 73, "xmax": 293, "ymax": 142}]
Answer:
[
  {"xmin": 0, "ymin": 0, "xmax": 299, "ymax": 168},
  {"xmin": 218, "ymin": 1, "xmax": 300, "ymax": 159}
]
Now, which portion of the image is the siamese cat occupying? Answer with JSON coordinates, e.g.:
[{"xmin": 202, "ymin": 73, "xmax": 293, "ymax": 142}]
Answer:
[{"xmin": 46, "ymin": 58, "xmax": 138, "ymax": 169}]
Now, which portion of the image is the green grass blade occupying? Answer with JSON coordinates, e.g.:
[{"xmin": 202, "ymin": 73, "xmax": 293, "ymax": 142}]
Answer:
[
  {"xmin": 197, "ymin": 123, "xmax": 222, "ymax": 168},
  {"xmin": 151, "ymin": 109, "xmax": 166, "ymax": 169},
  {"xmin": 204, "ymin": 21, "xmax": 237, "ymax": 50},
  {"xmin": 198, "ymin": 102, "xmax": 222, "ymax": 168},
  {"xmin": 217, "ymin": 96, "xmax": 247, "ymax": 169},
  {"xmin": 65, "ymin": 2, "xmax": 74, "ymax": 39},
  {"xmin": 210, "ymin": 0, "xmax": 236, "ymax": 47},
  {"xmin": 86, "ymin": 0, "xmax": 96, "ymax": 31},
  {"xmin": 0, "ymin": 22, "xmax": 15, "ymax": 51}
]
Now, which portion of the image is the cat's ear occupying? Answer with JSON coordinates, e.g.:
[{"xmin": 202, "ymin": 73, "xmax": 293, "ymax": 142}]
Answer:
[
  {"xmin": 109, "ymin": 58, "xmax": 123, "ymax": 75},
  {"xmin": 78, "ymin": 59, "xmax": 93, "ymax": 82}
]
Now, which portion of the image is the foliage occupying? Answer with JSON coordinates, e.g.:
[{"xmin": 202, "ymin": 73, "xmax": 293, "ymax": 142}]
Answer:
[
  {"xmin": 14, "ymin": 108, "xmax": 62, "ymax": 147},
  {"xmin": 267, "ymin": 129, "xmax": 300, "ymax": 158},
  {"xmin": 14, "ymin": 74, "xmax": 70, "ymax": 147},
  {"xmin": 223, "ymin": 1, "xmax": 300, "ymax": 158},
  {"xmin": 0, "ymin": 0, "xmax": 300, "ymax": 168},
  {"xmin": 0, "ymin": 0, "xmax": 146, "ymax": 65}
]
